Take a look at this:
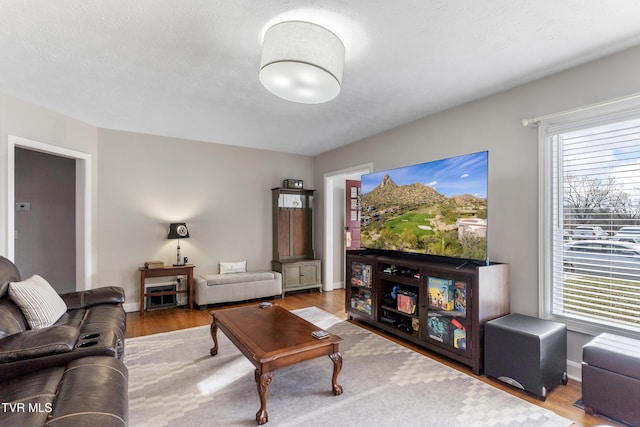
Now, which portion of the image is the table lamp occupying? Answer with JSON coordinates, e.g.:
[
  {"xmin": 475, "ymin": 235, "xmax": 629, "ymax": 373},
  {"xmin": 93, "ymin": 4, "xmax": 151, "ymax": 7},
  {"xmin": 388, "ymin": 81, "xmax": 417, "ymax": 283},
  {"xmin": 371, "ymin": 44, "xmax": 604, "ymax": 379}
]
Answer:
[{"xmin": 167, "ymin": 222, "xmax": 190, "ymax": 266}]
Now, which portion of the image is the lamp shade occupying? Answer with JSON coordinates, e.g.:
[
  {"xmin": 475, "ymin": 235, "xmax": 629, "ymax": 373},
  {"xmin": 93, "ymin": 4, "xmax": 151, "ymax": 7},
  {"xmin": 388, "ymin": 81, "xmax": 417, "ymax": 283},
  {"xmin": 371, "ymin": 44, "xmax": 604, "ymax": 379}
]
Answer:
[
  {"xmin": 167, "ymin": 223, "xmax": 190, "ymax": 239},
  {"xmin": 259, "ymin": 21, "xmax": 345, "ymax": 104}
]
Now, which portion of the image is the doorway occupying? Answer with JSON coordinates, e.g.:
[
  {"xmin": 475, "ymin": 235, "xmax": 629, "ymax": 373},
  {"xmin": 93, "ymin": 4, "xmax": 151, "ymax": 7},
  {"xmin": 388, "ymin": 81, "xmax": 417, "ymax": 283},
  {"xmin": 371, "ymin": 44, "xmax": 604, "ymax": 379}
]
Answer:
[
  {"xmin": 323, "ymin": 163, "xmax": 371, "ymax": 293},
  {"xmin": 15, "ymin": 148, "xmax": 76, "ymax": 292},
  {"xmin": 7, "ymin": 135, "xmax": 92, "ymax": 292}
]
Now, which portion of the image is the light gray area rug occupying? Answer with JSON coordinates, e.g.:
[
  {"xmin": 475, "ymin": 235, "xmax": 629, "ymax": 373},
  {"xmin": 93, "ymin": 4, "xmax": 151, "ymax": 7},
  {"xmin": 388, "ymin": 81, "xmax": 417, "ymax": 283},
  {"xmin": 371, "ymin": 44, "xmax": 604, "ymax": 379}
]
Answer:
[{"xmin": 126, "ymin": 307, "xmax": 573, "ymax": 427}]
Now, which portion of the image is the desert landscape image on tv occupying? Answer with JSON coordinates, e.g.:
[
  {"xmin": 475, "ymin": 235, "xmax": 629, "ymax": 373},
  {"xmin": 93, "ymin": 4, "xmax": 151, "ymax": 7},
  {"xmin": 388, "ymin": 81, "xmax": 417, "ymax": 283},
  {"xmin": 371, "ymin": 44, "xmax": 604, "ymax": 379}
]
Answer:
[{"xmin": 360, "ymin": 151, "xmax": 488, "ymax": 262}]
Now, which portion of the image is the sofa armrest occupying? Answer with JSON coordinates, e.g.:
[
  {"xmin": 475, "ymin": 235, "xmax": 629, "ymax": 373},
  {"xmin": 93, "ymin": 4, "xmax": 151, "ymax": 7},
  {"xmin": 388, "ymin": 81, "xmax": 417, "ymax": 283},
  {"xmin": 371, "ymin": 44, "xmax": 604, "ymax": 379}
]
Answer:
[
  {"xmin": 60, "ymin": 286, "xmax": 125, "ymax": 309},
  {"xmin": 0, "ymin": 325, "xmax": 79, "ymax": 363},
  {"xmin": 48, "ymin": 356, "xmax": 129, "ymax": 426}
]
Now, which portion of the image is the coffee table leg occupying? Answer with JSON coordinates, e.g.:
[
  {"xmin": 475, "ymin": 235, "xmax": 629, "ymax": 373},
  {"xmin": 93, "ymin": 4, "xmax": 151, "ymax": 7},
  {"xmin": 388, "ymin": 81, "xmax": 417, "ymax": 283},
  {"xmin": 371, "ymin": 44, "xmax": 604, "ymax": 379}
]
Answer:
[
  {"xmin": 210, "ymin": 317, "xmax": 218, "ymax": 356},
  {"xmin": 254, "ymin": 369, "xmax": 273, "ymax": 425},
  {"xmin": 329, "ymin": 352, "xmax": 343, "ymax": 395}
]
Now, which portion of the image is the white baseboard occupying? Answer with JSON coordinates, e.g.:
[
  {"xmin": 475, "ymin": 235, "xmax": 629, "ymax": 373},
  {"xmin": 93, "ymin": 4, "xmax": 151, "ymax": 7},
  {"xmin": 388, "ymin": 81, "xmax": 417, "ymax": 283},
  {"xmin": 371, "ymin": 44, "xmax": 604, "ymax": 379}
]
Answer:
[
  {"xmin": 124, "ymin": 302, "xmax": 139, "ymax": 313},
  {"xmin": 322, "ymin": 281, "xmax": 344, "ymax": 291},
  {"xmin": 567, "ymin": 359, "xmax": 582, "ymax": 382}
]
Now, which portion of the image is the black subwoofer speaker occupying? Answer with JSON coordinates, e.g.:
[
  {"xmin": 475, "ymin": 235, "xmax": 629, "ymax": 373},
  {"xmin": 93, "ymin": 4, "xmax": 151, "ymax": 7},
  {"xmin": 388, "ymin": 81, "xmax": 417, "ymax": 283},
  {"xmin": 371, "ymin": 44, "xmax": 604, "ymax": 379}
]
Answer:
[{"xmin": 484, "ymin": 313, "xmax": 567, "ymax": 400}]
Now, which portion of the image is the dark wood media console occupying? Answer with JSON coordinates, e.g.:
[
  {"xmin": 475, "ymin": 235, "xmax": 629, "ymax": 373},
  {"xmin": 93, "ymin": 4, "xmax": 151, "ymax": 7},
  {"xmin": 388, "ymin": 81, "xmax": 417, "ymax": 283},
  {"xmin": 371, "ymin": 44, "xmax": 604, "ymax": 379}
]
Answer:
[{"xmin": 346, "ymin": 249, "xmax": 509, "ymax": 375}]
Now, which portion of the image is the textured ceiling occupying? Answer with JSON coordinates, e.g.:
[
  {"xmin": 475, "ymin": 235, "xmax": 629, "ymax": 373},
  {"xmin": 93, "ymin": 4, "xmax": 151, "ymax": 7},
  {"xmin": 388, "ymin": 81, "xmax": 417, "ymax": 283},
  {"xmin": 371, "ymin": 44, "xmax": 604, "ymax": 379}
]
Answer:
[{"xmin": 2, "ymin": 1, "xmax": 640, "ymax": 155}]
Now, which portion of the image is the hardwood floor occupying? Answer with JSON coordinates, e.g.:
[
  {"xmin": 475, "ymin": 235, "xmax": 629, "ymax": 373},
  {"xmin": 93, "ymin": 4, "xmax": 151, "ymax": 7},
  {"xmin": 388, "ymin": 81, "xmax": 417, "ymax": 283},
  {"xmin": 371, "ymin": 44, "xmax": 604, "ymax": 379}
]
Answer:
[{"xmin": 126, "ymin": 289, "xmax": 620, "ymax": 427}]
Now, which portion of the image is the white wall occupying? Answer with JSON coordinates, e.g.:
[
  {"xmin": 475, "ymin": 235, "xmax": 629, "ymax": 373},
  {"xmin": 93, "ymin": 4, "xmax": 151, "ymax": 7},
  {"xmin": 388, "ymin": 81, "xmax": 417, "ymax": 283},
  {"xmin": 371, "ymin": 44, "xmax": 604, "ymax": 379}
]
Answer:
[
  {"xmin": 313, "ymin": 45, "xmax": 640, "ymax": 379},
  {"xmin": 96, "ymin": 129, "xmax": 314, "ymax": 311}
]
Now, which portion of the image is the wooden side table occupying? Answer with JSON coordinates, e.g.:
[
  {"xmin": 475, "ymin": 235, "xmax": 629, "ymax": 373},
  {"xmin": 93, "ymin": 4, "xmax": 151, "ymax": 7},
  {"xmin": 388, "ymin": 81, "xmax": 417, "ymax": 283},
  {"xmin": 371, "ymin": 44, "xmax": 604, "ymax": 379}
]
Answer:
[{"xmin": 139, "ymin": 264, "xmax": 195, "ymax": 315}]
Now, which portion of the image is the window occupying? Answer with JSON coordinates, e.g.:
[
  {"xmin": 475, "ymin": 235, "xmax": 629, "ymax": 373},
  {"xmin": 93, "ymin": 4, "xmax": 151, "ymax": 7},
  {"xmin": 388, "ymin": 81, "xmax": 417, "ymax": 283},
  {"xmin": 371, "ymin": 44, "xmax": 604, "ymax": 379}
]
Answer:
[{"xmin": 539, "ymin": 99, "xmax": 640, "ymax": 336}]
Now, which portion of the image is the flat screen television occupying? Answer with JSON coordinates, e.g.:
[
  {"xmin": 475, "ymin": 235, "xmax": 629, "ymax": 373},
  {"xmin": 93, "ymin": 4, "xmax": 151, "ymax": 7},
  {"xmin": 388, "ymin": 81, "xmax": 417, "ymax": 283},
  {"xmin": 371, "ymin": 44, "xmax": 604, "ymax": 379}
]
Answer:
[{"xmin": 360, "ymin": 151, "xmax": 488, "ymax": 263}]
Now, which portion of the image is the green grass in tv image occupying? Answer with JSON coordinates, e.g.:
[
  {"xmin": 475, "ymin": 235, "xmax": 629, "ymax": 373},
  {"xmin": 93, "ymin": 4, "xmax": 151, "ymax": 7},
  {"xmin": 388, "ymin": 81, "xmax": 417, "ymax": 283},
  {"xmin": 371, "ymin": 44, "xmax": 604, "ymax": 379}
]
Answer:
[
  {"xmin": 362, "ymin": 211, "xmax": 487, "ymax": 260},
  {"xmin": 386, "ymin": 211, "xmax": 436, "ymax": 236},
  {"xmin": 361, "ymin": 204, "xmax": 487, "ymax": 260}
]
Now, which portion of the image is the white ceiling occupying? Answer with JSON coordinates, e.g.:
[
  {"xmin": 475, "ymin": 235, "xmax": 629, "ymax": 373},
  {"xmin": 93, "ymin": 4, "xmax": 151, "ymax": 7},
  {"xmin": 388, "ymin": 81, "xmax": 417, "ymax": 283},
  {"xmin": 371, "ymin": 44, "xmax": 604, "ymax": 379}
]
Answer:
[{"xmin": 2, "ymin": 1, "xmax": 640, "ymax": 156}]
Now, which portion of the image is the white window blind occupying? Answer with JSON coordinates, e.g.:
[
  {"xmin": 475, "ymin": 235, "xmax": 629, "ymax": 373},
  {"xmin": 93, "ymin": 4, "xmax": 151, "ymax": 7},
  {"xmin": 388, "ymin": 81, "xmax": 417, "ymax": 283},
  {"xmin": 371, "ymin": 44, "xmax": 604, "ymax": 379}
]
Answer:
[{"xmin": 542, "ymin": 114, "xmax": 640, "ymax": 334}]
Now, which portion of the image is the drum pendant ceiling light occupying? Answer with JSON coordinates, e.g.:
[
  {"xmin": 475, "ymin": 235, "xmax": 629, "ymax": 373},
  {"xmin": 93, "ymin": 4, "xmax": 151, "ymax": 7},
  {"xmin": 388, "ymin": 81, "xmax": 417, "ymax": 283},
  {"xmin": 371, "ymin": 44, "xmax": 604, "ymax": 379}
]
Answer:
[{"xmin": 259, "ymin": 21, "xmax": 345, "ymax": 104}]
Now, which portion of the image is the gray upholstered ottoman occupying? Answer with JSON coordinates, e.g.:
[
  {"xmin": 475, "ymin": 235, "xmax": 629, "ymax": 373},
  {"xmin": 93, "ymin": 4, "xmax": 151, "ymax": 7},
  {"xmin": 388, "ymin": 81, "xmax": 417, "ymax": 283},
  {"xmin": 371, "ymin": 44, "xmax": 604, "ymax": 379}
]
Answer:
[{"xmin": 582, "ymin": 333, "xmax": 640, "ymax": 426}]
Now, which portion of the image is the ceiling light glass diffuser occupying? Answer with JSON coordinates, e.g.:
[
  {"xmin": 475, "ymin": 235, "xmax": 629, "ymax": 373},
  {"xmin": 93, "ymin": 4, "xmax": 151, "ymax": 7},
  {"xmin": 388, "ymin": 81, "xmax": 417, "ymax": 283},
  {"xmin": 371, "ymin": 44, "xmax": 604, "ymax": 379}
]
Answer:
[{"xmin": 259, "ymin": 21, "xmax": 345, "ymax": 104}]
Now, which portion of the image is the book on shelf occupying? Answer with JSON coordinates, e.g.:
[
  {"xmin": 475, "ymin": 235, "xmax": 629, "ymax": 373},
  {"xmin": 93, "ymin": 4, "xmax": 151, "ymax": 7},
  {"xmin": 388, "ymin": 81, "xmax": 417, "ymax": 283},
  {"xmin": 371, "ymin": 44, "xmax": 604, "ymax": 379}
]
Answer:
[
  {"xmin": 351, "ymin": 262, "xmax": 372, "ymax": 287},
  {"xmin": 427, "ymin": 312, "xmax": 451, "ymax": 343},
  {"xmin": 397, "ymin": 290, "xmax": 417, "ymax": 315},
  {"xmin": 454, "ymin": 281, "xmax": 467, "ymax": 314},
  {"xmin": 144, "ymin": 261, "xmax": 165, "ymax": 269},
  {"xmin": 427, "ymin": 276, "xmax": 455, "ymax": 310},
  {"xmin": 451, "ymin": 318, "xmax": 467, "ymax": 350}
]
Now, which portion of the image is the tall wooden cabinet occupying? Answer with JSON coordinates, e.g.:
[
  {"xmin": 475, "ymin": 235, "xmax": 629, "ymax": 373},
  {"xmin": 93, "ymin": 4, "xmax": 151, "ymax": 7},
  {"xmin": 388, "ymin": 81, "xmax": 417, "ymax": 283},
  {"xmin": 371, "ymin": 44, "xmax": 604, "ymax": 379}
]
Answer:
[
  {"xmin": 346, "ymin": 249, "xmax": 509, "ymax": 375},
  {"xmin": 271, "ymin": 188, "xmax": 322, "ymax": 295}
]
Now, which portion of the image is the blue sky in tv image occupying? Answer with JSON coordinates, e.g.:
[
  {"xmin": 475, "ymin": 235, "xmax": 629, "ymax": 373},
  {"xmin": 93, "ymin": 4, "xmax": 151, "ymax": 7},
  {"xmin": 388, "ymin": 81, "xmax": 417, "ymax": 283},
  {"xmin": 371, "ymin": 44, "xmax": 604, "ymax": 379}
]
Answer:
[{"xmin": 361, "ymin": 151, "xmax": 488, "ymax": 198}]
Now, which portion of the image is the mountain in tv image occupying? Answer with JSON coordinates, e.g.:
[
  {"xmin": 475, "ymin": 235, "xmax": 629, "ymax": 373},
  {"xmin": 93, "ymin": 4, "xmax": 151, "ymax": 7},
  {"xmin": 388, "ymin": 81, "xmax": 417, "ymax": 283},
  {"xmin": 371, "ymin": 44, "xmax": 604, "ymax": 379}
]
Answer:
[{"xmin": 360, "ymin": 153, "xmax": 488, "ymax": 261}]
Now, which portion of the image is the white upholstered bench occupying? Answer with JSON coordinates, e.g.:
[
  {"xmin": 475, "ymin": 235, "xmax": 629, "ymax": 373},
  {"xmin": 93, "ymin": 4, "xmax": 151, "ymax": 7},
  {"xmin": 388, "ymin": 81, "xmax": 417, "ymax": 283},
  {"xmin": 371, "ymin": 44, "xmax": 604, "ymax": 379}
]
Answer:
[{"xmin": 194, "ymin": 270, "xmax": 282, "ymax": 307}]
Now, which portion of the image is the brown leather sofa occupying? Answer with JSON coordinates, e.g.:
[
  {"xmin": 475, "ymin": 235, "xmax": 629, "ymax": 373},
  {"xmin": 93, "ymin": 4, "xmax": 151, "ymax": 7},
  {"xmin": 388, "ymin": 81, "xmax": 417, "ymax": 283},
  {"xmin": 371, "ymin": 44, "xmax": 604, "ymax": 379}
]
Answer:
[{"xmin": 0, "ymin": 256, "xmax": 128, "ymax": 426}]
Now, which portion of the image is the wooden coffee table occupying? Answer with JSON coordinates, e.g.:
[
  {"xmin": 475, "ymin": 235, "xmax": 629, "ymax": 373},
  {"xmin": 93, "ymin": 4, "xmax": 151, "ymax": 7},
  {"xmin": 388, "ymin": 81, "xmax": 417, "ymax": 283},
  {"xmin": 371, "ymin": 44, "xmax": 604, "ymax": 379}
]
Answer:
[{"xmin": 210, "ymin": 304, "xmax": 343, "ymax": 425}]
